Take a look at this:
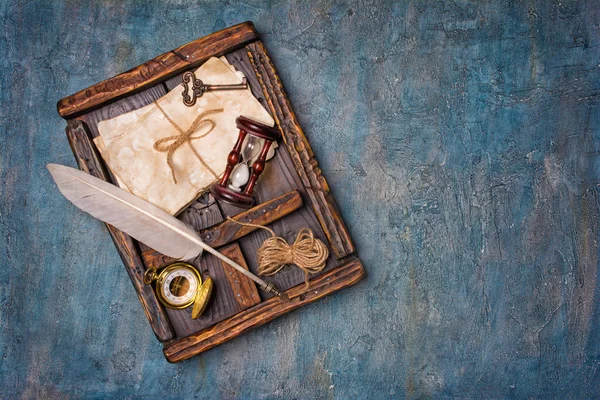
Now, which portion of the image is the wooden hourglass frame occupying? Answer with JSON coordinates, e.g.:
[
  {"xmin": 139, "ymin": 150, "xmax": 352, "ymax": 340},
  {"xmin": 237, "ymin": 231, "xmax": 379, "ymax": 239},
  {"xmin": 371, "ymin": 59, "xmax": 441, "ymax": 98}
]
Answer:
[{"xmin": 210, "ymin": 116, "xmax": 280, "ymax": 208}]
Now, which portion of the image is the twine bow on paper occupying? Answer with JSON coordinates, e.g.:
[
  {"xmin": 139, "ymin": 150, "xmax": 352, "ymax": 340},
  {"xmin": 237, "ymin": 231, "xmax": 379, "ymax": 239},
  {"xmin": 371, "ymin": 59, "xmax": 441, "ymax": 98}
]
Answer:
[
  {"xmin": 228, "ymin": 218, "xmax": 329, "ymax": 286},
  {"xmin": 153, "ymin": 102, "xmax": 223, "ymax": 184}
]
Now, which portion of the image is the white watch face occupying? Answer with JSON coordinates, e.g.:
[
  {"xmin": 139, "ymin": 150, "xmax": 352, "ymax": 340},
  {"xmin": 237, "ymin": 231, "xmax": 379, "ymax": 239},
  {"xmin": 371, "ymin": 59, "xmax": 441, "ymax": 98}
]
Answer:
[{"xmin": 161, "ymin": 268, "xmax": 199, "ymax": 306}]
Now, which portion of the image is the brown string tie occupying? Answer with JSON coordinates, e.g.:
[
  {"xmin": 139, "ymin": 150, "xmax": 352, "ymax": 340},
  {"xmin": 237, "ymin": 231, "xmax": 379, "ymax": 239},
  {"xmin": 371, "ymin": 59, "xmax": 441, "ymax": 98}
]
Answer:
[
  {"xmin": 153, "ymin": 102, "xmax": 223, "ymax": 184},
  {"xmin": 228, "ymin": 218, "xmax": 329, "ymax": 286}
]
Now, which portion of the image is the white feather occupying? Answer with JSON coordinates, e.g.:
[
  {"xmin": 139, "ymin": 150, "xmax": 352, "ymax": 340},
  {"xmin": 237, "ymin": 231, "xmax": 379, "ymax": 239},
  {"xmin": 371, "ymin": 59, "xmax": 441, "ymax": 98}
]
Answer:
[
  {"xmin": 47, "ymin": 163, "xmax": 203, "ymax": 260},
  {"xmin": 47, "ymin": 163, "xmax": 279, "ymax": 294}
]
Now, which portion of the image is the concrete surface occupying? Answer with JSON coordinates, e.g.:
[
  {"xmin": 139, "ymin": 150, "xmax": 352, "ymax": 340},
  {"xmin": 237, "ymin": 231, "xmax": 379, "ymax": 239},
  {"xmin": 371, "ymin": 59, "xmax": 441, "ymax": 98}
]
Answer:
[{"xmin": 1, "ymin": 0, "xmax": 600, "ymax": 398}]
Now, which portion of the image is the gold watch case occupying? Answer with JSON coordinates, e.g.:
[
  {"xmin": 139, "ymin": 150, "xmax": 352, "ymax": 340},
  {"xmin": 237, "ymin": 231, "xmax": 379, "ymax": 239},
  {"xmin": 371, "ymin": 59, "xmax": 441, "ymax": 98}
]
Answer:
[{"xmin": 144, "ymin": 262, "xmax": 202, "ymax": 309}]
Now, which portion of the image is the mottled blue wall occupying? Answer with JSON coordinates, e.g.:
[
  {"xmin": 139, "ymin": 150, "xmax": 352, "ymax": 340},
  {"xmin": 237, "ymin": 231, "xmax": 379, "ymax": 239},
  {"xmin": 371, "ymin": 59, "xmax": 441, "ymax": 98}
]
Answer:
[{"xmin": 1, "ymin": 0, "xmax": 600, "ymax": 398}]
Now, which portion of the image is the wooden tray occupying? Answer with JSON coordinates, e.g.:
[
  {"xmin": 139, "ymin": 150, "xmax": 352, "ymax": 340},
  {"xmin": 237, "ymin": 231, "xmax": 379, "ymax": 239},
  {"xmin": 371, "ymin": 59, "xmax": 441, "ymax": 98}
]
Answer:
[{"xmin": 57, "ymin": 21, "xmax": 365, "ymax": 363}]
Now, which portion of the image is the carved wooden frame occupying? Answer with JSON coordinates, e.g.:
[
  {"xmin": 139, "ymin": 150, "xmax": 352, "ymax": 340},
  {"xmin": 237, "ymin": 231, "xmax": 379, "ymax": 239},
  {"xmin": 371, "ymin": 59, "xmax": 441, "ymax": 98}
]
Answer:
[{"xmin": 58, "ymin": 22, "xmax": 365, "ymax": 362}]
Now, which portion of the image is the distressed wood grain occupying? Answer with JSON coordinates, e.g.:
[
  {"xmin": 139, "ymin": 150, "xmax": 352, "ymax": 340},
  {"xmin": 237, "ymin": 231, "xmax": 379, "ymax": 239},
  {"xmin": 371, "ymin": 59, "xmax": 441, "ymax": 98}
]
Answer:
[
  {"xmin": 219, "ymin": 243, "xmax": 261, "ymax": 310},
  {"xmin": 222, "ymin": 49, "xmax": 344, "ymax": 294},
  {"xmin": 141, "ymin": 190, "xmax": 304, "ymax": 269},
  {"xmin": 246, "ymin": 41, "xmax": 355, "ymax": 259},
  {"xmin": 57, "ymin": 22, "xmax": 259, "ymax": 118},
  {"xmin": 65, "ymin": 119, "xmax": 174, "ymax": 342},
  {"xmin": 159, "ymin": 200, "xmax": 261, "ymax": 338},
  {"xmin": 163, "ymin": 257, "xmax": 365, "ymax": 362}
]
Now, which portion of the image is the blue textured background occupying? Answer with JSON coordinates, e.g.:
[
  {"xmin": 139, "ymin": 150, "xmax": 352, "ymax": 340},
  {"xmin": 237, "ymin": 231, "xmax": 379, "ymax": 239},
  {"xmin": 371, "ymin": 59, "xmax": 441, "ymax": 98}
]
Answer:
[{"xmin": 2, "ymin": 1, "xmax": 600, "ymax": 398}]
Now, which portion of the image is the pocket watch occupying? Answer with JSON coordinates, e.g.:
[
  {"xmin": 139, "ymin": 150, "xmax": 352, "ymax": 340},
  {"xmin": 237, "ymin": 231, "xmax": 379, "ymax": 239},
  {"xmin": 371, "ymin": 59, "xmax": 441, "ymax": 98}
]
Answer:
[{"xmin": 143, "ymin": 262, "xmax": 207, "ymax": 311}]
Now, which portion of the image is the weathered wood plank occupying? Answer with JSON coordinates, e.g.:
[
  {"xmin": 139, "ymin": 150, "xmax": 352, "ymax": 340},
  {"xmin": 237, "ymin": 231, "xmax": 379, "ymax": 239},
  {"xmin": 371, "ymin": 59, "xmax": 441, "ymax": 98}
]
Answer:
[
  {"xmin": 217, "ymin": 145, "xmax": 341, "ymax": 298},
  {"xmin": 246, "ymin": 41, "xmax": 355, "ymax": 259},
  {"xmin": 57, "ymin": 22, "xmax": 259, "ymax": 118},
  {"xmin": 139, "ymin": 194, "xmax": 222, "ymax": 269},
  {"xmin": 157, "ymin": 197, "xmax": 260, "ymax": 338},
  {"xmin": 219, "ymin": 243, "xmax": 261, "ymax": 310},
  {"xmin": 163, "ymin": 73, "xmax": 185, "ymax": 92},
  {"xmin": 65, "ymin": 119, "xmax": 174, "ymax": 342},
  {"xmin": 177, "ymin": 193, "xmax": 223, "ymax": 232},
  {"xmin": 163, "ymin": 243, "xmax": 260, "ymax": 338},
  {"xmin": 206, "ymin": 190, "xmax": 303, "ymax": 246},
  {"xmin": 163, "ymin": 257, "xmax": 365, "ymax": 362},
  {"xmin": 224, "ymin": 48, "xmax": 270, "ymax": 107},
  {"xmin": 141, "ymin": 190, "xmax": 304, "ymax": 269}
]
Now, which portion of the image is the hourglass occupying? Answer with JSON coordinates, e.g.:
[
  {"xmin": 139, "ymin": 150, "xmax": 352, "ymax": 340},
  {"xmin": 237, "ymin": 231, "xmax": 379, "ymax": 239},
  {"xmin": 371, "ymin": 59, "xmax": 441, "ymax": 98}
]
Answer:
[{"xmin": 210, "ymin": 116, "xmax": 280, "ymax": 208}]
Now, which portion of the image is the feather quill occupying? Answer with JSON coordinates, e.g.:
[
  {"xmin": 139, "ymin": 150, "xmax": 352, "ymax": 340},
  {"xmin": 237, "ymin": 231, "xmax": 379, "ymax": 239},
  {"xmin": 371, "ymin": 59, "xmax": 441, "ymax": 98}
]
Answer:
[{"xmin": 47, "ymin": 163, "xmax": 280, "ymax": 295}]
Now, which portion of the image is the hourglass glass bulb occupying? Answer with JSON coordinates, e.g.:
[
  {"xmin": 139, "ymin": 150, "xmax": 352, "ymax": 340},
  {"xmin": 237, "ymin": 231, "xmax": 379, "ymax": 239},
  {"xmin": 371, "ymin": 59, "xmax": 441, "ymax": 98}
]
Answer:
[
  {"xmin": 241, "ymin": 135, "xmax": 262, "ymax": 165},
  {"xmin": 228, "ymin": 163, "xmax": 250, "ymax": 192}
]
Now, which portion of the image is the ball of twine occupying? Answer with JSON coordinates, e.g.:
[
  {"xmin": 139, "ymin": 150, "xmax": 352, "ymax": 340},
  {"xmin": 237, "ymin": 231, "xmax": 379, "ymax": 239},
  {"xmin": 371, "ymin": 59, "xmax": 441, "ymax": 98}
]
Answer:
[{"xmin": 228, "ymin": 218, "xmax": 329, "ymax": 286}]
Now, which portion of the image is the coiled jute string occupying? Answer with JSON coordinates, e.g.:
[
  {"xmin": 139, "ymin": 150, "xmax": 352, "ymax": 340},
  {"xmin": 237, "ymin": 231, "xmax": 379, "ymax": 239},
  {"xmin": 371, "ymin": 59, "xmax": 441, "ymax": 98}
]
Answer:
[{"xmin": 228, "ymin": 218, "xmax": 329, "ymax": 286}]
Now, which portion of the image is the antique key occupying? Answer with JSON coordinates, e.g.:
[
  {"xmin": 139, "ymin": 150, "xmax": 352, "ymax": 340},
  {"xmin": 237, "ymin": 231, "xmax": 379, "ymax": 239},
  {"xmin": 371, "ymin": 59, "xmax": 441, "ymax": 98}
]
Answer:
[{"xmin": 181, "ymin": 70, "xmax": 248, "ymax": 107}]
